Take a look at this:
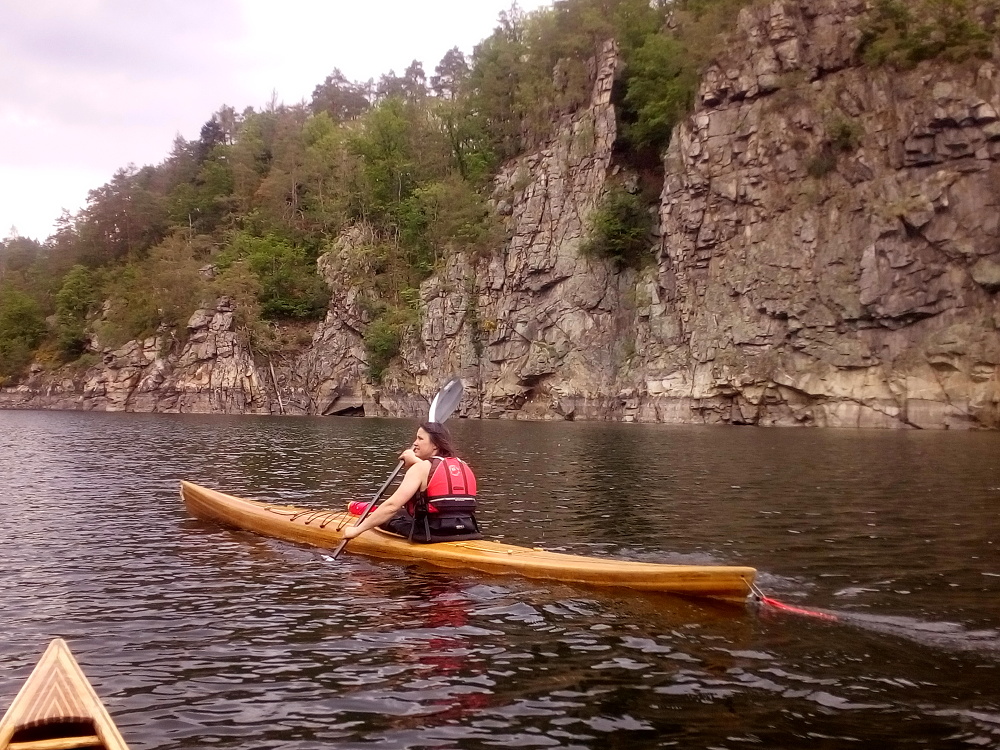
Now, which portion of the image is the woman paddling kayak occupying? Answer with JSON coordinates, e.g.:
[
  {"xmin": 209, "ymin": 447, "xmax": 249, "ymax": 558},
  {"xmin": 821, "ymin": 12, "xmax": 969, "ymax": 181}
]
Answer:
[{"xmin": 342, "ymin": 421, "xmax": 483, "ymax": 544}]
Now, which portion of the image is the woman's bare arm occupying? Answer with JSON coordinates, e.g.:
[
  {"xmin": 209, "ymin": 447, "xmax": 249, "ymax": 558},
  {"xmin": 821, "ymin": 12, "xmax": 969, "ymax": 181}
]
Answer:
[{"xmin": 342, "ymin": 460, "xmax": 429, "ymax": 539}]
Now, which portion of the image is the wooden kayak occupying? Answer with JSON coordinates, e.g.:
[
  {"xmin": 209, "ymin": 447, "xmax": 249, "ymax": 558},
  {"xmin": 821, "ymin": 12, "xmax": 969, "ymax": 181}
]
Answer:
[
  {"xmin": 181, "ymin": 480, "xmax": 756, "ymax": 602},
  {"xmin": 0, "ymin": 638, "xmax": 129, "ymax": 750}
]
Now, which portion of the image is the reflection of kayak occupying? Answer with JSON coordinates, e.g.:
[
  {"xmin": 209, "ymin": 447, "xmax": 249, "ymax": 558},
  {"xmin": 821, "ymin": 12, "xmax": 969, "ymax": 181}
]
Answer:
[
  {"xmin": 181, "ymin": 481, "xmax": 756, "ymax": 602},
  {"xmin": 0, "ymin": 638, "xmax": 130, "ymax": 750}
]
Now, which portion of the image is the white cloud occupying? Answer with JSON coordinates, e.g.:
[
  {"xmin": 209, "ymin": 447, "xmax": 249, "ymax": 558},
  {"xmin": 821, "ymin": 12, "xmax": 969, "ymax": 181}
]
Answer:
[
  {"xmin": 236, "ymin": 1, "xmax": 549, "ymax": 103},
  {"xmin": 2, "ymin": 1, "xmax": 552, "ymax": 242},
  {"xmin": 1, "ymin": 166, "xmax": 102, "ymax": 242},
  {"xmin": 1, "ymin": 0, "xmax": 252, "ymax": 240}
]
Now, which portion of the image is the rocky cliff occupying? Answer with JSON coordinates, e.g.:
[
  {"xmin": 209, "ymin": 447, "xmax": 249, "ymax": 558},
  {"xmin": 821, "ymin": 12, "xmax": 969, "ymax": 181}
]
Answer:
[
  {"xmin": 4, "ymin": 0, "xmax": 999, "ymax": 428},
  {"xmin": 647, "ymin": 0, "xmax": 1000, "ymax": 428}
]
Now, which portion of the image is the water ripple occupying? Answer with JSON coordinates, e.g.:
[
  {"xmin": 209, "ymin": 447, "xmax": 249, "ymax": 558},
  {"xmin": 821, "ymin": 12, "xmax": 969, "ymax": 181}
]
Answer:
[{"xmin": 2, "ymin": 411, "xmax": 1000, "ymax": 748}]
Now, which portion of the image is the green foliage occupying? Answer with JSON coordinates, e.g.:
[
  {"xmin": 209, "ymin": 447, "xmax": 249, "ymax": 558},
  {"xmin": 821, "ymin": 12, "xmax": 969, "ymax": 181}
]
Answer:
[
  {"xmin": 55, "ymin": 265, "xmax": 98, "ymax": 321},
  {"xmin": 299, "ymin": 112, "xmax": 355, "ymax": 234},
  {"xmin": 55, "ymin": 265, "xmax": 98, "ymax": 357},
  {"xmin": 0, "ymin": 235, "xmax": 45, "ymax": 281},
  {"xmin": 399, "ymin": 176, "xmax": 496, "ymax": 268},
  {"xmin": 218, "ymin": 232, "xmax": 329, "ymax": 320},
  {"xmin": 69, "ymin": 352, "xmax": 100, "ymax": 371},
  {"xmin": 348, "ymin": 98, "xmax": 424, "ymax": 227},
  {"xmin": 465, "ymin": 0, "xmax": 668, "ymax": 158},
  {"xmin": 196, "ymin": 116, "xmax": 229, "ymax": 163},
  {"xmin": 431, "ymin": 96, "xmax": 496, "ymax": 184},
  {"xmin": 167, "ymin": 153, "xmax": 235, "ymax": 233},
  {"xmin": 77, "ymin": 167, "xmax": 169, "ymax": 263},
  {"xmin": 400, "ymin": 286, "xmax": 421, "ymax": 310},
  {"xmin": 467, "ymin": 10, "xmax": 531, "ymax": 162},
  {"xmin": 210, "ymin": 259, "xmax": 273, "ymax": 351},
  {"xmin": 96, "ymin": 265, "xmax": 162, "ymax": 347},
  {"xmin": 582, "ymin": 185, "xmax": 652, "ymax": 269},
  {"xmin": 342, "ymin": 97, "xmax": 489, "ymax": 295},
  {"xmin": 310, "ymin": 68, "xmax": 371, "ymax": 122},
  {"xmin": 376, "ymin": 60, "xmax": 428, "ymax": 103},
  {"xmin": 1, "ymin": 0, "xmax": 791, "ymax": 369},
  {"xmin": 0, "ymin": 234, "xmax": 69, "ymax": 312},
  {"xmin": 459, "ymin": 0, "xmax": 752, "ymax": 158},
  {"xmin": 623, "ymin": 34, "xmax": 700, "ymax": 149},
  {"xmin": 805, "ymin": 115, "xmax": 864, "ymax": 178},
  {"xmin": 96, "ymin": 235, "xmax": 210, "ymax": 348},
  {"xmin": 363, "ymin": 315, "xmax": 403, "ymax": 383},
  {"xmin": 859, "ymin": 0, "xmax": 999, "ymax": 68},
  {"xmin": 244, "ymin": 106, "xmax": 315, "ymax": 238},
  {"xmin": 0, "ymin": 287, "xmax": 46, "ymax": 382},
  {"xmin": 144, "ymin": 236, "xmax": 211, "ymax": 332},
  {"xmin": 620, "ymin": 0, "xmax": 755, "ymax": 153},
  {"xmin": 225, "ymin": 111, "xmax": 272, "ymax": 214},
  {"xmin": 806, "ymin": 151, "xmax": 838, "ymax": 178},
  {"xmin": 828, "ymin": 116, "xmax": 864, "ymax": 152},
  {"xmin": 464, "ymin": 283, "xmax": 488, "ymax": 358}
]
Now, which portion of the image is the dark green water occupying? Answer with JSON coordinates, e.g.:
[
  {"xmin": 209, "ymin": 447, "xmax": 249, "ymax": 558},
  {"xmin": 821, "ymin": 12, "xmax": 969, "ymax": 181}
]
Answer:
[{"xmin": 1, "ymin": 410, "xmax": 998, "ymax": 748}]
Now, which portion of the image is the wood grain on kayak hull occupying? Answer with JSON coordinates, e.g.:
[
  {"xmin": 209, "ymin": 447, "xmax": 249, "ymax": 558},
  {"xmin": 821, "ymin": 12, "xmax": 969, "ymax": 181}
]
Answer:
[{"xmin": 180, "ymin": 480, "xmax": 756, "ymax": 602}]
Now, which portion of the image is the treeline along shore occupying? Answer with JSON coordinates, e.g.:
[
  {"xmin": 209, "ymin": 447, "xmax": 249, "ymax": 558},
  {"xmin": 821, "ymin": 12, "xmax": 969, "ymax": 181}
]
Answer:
[{"xmin": 2, "ymin": 0, "xmax": 1000, "ymax": 428}]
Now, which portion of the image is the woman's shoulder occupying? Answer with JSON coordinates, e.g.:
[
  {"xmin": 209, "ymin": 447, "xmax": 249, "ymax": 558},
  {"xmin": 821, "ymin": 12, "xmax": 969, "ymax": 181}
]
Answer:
[{"xmin": 407, "ymin": 457, "xmax": 434, "ymax": 474}]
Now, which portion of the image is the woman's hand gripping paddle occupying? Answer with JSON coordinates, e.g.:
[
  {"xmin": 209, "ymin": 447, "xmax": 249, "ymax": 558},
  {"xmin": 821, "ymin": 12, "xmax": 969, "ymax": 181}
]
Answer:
[{"xmin": 330, "ymin": 376, "xmax": 465, "ymax": 559}]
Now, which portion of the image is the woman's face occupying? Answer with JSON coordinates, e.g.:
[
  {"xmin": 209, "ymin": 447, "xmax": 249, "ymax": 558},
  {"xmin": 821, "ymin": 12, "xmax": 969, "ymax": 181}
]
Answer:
[{"xmin": 412, "ymin": 428, "xmax": 437, "ymax": 459}]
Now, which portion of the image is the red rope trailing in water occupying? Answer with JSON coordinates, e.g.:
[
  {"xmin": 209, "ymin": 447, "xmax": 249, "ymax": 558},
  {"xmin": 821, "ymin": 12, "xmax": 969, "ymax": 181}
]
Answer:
[{"xmin": 747, "ymin": 581, "xmax": 839, "ymax": 621}]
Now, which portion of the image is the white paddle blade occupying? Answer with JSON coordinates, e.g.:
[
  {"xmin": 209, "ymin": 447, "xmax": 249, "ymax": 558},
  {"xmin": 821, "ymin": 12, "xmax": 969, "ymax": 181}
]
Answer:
[{"xmin": 428, "ymin": 376, "xmax": 464, "ymax": 423}]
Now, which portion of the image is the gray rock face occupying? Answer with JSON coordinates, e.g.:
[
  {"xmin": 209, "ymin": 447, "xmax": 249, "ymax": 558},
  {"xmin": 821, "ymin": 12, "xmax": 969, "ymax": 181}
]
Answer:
[
  {"xmin": 0, "ymin": 299, "xmax": 272, "ymax": 414},
  {"xmin": 3, "ymin": 0, "xmax": 998, "ymax": 428},
  {"xmin": 413, "ymin": 1, "xmax": 998, "ymax": 428},
  {"xmin": 643, "ymin": 0, "xmax": 1000, "ymax": 428}
]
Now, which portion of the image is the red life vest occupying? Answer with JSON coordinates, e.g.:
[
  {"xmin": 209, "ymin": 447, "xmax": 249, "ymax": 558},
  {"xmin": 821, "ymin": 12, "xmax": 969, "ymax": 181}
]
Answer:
[
  {"xmin": 350, "ymin": 458, "xmax": 478, "ymax": 518},
  {"xmin": 404, "ymin": 456, "xmax": 477, "ymax": 517},
  {"xmin": 424, "ymin": 456, "xmax": 477, "ymax": 510},
  {"xmin": 390, "ymin": 456, "xmax": 482, "ymax": 543}
]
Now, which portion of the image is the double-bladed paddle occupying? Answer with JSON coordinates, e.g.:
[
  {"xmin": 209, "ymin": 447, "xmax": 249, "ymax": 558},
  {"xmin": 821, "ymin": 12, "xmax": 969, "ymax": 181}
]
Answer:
[{"xmin": 331, "ymin": 376, "xmax": 465, "ymax": 559}]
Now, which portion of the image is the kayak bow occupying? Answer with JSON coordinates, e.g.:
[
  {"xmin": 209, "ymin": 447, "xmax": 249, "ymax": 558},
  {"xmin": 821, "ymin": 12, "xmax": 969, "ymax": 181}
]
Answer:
[
  {"xmin": 0, "ymin": 638, "xmax": 130, "ymax": 750},
  {"xmin": 181, "ymin": 481, "xmax": 756, "ymax": 602}
]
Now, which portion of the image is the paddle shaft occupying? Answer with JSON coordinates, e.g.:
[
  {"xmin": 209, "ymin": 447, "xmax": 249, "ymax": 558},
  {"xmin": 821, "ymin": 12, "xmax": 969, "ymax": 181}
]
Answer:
[
  {"xmin": 330, "ymin": 460, "xmax": 403, "ymax": 558},
  {"xmin": 330, "ymin": 375, "xmax": 464, "ymax": 560}
]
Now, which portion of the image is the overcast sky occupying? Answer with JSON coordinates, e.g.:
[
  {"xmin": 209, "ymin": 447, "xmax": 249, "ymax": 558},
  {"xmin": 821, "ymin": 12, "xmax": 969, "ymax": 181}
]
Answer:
[{"xmin": 0, "ymin": 0, "xmax": 551, "ymax": 243}]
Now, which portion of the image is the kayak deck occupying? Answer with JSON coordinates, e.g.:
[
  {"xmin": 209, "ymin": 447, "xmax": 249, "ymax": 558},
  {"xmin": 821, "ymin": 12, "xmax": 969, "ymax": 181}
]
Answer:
[
  {"xmin": 180, "ymin": 481, "xmax": 756, "ymax": 602},
  {"xmin": 0, "ymin": 638, "xmax": 130, "ymax": 750}
]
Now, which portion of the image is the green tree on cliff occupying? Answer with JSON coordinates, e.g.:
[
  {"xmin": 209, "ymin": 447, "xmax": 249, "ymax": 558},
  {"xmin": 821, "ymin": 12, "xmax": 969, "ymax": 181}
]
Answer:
[
  {"xmin": 7, "ymin": 0, "xmax": 994, "ymax": 385},
  {"xmin": 55, "ymin": 265, "xmax": 99, "ymax": 357},
  {"xmin": 0, "ymin": 288, "xmax": 46, "ymax": 382},
  {"xmin": 859, "ymin": 0, "xmax": 999, "ymax": 67}
]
